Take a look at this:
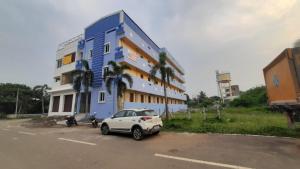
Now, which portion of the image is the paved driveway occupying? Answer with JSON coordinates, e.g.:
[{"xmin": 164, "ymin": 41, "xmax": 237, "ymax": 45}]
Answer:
[{"xmin": 0, "ymin": 119, "xmax": 299, "ymax": 169}]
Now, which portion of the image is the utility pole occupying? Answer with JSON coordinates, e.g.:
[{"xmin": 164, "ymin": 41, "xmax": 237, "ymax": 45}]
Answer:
[{"xmin": 15, "ymin": 88, "xmax": 19, "ymax": 118}]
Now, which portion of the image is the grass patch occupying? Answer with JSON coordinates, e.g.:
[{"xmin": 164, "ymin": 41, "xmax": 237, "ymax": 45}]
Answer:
[{"xmin": 163, "ymin": 107, "xmax": 300, "ymax": 138}]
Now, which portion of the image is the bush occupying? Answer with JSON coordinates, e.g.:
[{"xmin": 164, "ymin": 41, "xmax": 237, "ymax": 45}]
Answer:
[{"xmin": 230, "ymin": 86, "xmax": 267, "ymax": 107}]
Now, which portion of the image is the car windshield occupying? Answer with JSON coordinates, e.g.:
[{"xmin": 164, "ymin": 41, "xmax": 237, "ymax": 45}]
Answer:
[{"xmin": 136, "ymin": 110, "xmax": 158, "ymax": 116}]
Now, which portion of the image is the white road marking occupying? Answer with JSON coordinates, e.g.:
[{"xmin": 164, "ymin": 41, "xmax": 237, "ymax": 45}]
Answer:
[
  {"xmin": 18, "ymin": 131, "xmax": 36, "ymax": 136},
  {"xmin": 58, "ymin": 138, "xmax": 96, "ymax": 146},
  {"xmin": 154, "ymin": 153, "xmax": 254, "ymax": 169},
  {"xmin": 2, "ymin": 128, "xmax": 9, "ymax": 131}
]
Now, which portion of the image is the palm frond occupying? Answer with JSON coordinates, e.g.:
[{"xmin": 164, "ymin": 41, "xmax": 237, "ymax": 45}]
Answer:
[
  {"xmin": 108, "ymin": 61, "xmax": 118, "ymax": 72},
  {"xmin": 150, "ymin": 64, "xmax": 160, "ymax": 80},
  {"xmin": 159, "ymin": 52, "xmax": 167, "ymax": 65},
  {"xmin": 33, "ymin": 85, "xmax": 43, "ymax": 91},
  {"xmin": 166, "ymin": 67, "xmax": 175, "ymax": 85},
  {"xmin": 120, "ymin": 64, "xmax": 130, "ymax": 72},
  {"xmin": 160, "ymin": 67, "xmax": 166, "ymax": 82},
  {"xmin": 105, "ymin": 77, "xmax": 114, "ymax": 95},
  {"xmin": 73, "ymin": 76, "xmax": 82, "ymax": 92},
  {"xmin": 81, "ymin": 60, "xmax": 90, "ymax": 70},
  {"xmin": 122, "ymin": 73, "xmax": 133, "ymax": 88},
  {"xmin": 104, "ymin": 70, "xmax": 114, "ymax": 80}
]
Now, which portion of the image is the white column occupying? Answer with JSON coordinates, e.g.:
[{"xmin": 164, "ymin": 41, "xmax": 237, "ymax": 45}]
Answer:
[
  {"xmin": 59, "ymin": 94, "xmax": 64, "ymax": 113},
  {"xmin": 48, "ymin": 95, "xmax": 53, "ymax": 114},
  {"xmin": 71, "ymin": 93, "xmax": 76, "ymax": 113}
]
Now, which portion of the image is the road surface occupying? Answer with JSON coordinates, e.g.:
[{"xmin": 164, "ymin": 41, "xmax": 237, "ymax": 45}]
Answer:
[{"xmin": 0, "ymin": 119, "xmax": 299, "ymax": 169}]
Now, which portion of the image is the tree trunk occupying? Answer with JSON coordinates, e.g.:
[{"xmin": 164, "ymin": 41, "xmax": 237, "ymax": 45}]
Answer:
[
  {"xmin": 117, "ymin": 94, "xmax": 124, "ymax": 112},
  {"xmin": 74, "ymin": 93, "xmax": 79, "ymax": 113},
  {"xmin": 85, "ymin": 88, "xmax": 89, "ymax": 114},
  {"xmin": 163, "ymin": 82, "xmax": 169, "ymax": 120}
]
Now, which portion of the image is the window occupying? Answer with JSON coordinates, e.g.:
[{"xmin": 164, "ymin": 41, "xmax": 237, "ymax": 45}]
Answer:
[
  {"xmin": 63, "ymin": 95, "xmax": 73, "ymax": 112},
  {"xmin": 89, "ymin": 49, "xmax": 93, "ymax": 58},
  {"xmin": 148, "ymin": 95, "xmax": 151, "ymax": 103},
  {"xmin": 71, "ymin": 53, "xmax": 75, "ymax": 62},
  {"xmin": 136, "ymin": 110, "xmax": 158, "ymax": 116},
  {"xmin": 126, "ymin": 110, "xmax": 136, "ymax": 117},
  {"xmin": 56, "ymin": 59, "xmax": 62, "ymax": 68},
  {"xmin": 141, "ymin": 95, "xmax": 144, "ymax": 103},
  {"xmin": 140, "ymin": 55, "xmax": 144, "ymax": 59},
  {"xmin": 161, "ymin": 98, "xmax": 163, "ymax": 104},
  {"xmin": 98, "ymin": 91, "xmax": 105, "ymax": 103},
  {"xmin": 148, "ymin": 77, "xmax": 151, "ymax": 82},
  {"xmin": 104, "ymin": 43, "xmax": 110, "ymax": 54},
  {"xmin": 52, "ymin": 96, "xmax": 60, "ymax": 112},
  {"xmin": 103, "ymin": 66, "xmax": 109, "ymax": 78},
  {"xmin": 114, "ymin": 111, "xmax": 126, "ymax": 118},
  {"xmin": 157, "ymin": 97, "xmax": 159, "ymax": 103},
  {"xmin": 130, "ymin": 93, "xmax": 134, "ymax": 102},
  {"xmin": 140, "ymin": 74, "xmax": 144, "ymax": 79}
]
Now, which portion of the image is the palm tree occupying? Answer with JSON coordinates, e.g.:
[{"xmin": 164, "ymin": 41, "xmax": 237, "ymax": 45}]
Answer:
[
  {"xmin": 104, "ymin": 61, "xmax": 133, "ymax": 112},
  {"xmin": 72, "ymin": 71, "xmax": 82, "ymax": 113},
  {"xmin": 73, "ymin": 60, "xmax": 93, "ymax": 113},
  {"xmin": 33, "ymin": 84, "xmax": 51, "ymax": 114},
  {"xmin": 150, "ymin": 52, "xmax": 175, "ymax": 120}
]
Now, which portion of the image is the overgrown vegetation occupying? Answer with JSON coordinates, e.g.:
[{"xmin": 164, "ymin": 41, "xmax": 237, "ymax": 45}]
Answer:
[
  {"xmin": 230, "ymin": 86, "xmax": 267, "ymax": 107},
  {"xmin": 177, "ymin": 87, "xmax": 299, "ymax": 137},
  {"xmin": 163, "ymin": 107, "xmax": 300, "ymax": 138},
  {"xmin": 0, "ymin": 83, "xmax": 50, "ymax": 118}
]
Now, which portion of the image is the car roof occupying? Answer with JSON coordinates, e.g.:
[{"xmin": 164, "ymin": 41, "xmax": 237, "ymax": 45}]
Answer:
[{"xmin": 122, "ymin": 108, "xmax": 153, "ymax": 112}]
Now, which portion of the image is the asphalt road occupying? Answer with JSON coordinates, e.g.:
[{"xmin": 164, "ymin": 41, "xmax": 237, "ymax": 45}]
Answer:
[{"xmin": 0, "ymin": 119, "xmax": 300, "ymax": 169}]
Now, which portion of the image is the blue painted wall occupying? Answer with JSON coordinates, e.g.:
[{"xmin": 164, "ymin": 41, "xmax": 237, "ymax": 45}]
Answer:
[{"xmin": 81, "ymin": 11, "xmax": 187, "ymax": 119}]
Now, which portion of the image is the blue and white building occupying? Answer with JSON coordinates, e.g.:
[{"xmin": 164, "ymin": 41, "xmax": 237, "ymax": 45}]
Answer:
[{"xmin": 48, "ymin": 11, "xmax": 187, "ymax": 119}]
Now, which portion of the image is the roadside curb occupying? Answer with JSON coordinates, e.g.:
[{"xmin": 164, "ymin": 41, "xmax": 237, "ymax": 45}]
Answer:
[{"xmin": 166, "ymin": 131, "xmax": 298, "ymax": 139}]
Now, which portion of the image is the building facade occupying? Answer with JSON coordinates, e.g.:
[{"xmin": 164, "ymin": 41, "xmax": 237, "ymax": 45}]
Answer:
[{"xmin": 48, "ymin": 11, "xmax": 187, "ymax": 119}]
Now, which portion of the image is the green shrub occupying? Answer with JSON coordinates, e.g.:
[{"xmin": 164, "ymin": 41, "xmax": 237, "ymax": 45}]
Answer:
[{"xmin": 230, "ymin": 86, "xmax": 267, "ymax": 107}]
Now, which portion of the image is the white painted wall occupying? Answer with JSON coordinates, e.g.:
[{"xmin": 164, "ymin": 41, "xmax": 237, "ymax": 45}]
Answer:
[{"xmin": 48, "ymin": 90, "xmax": 76, "ymax": 117}]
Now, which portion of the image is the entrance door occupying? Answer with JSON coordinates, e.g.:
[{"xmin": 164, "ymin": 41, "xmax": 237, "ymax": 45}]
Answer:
[
  {"xmin": 52, "ymin": 96, "xmax": 60, "ymax": 112},
  {"xmin": 63, "ymin": 94, "xmax": 73, "ymax": 112}
]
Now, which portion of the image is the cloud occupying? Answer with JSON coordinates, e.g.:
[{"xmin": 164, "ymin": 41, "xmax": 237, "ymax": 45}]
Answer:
[{"xmin": 0, "ymin": 0, "xmax": 300, "ymax": 97}]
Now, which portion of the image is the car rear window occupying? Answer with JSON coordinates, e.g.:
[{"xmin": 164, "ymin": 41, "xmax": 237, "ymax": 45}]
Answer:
[{"xmin": 136, "ymin": 110, "xmax": 158, "ymax": 116}]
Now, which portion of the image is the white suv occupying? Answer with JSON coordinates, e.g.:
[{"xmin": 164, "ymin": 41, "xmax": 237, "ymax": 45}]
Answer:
[{"xmin": 100, "ymin": 109, "xmax": 163, "ymax": 140}]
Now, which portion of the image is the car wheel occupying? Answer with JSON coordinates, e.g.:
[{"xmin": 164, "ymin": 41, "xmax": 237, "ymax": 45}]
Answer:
[
  {"xmin": 153, "ymin": 131, "xmax": 160, "ymax": 135},
  {"xmin": 132, "ymin": 127, "xmax": 144, "ymax": 140},
  {"xmin": 101, "ymin": 124, "xmax": 110, "ymax": 135}
]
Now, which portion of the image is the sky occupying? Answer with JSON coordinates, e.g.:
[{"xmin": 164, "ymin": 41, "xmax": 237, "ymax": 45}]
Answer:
[{"xmin": 1, "ymin": 0, "xmax": 300, "ymax": 97}]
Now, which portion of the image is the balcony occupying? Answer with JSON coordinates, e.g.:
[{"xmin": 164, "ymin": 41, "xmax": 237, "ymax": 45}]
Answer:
[
  {"xmin": 54, "ymin": 62, "xmax": 76, "ymax": 77},
  {"xmin": 116, "ymin": 24, "xmax": 185, "ymax": 82},
  {"xmin": 115, "ymin": 47, "xmax": 186, "ymax": 91},
  {"xmin": 123, "ymin": 76, "xmax": 186, "ymax": 100},
  {"xmin": 49, "ymin": 82, "xmax": 73, "ymax": 93}
]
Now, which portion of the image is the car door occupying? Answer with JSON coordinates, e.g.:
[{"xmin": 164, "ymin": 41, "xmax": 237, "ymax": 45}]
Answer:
[
  {"xmin": 109, "ymin": 110, "xmax": 126, "ymax": 131},
  {"xmin": 121, "ymin": 110, "xmax": 137, "ymax": 131}
]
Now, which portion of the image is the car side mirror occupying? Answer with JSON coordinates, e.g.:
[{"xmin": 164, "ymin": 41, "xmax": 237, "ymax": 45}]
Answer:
[{"xmin": 111, "ymin": 115, "xmax": 116, "ymax": 119}]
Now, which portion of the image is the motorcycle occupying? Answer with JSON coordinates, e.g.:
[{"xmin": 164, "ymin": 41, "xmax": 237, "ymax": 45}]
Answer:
[
  {"xmin": 65, "ymin": 115, "xmax": 78, "ymax": 127},
  {"xmin": 89, "ymin": 113, "xmax": 98, "ymax": 128}
]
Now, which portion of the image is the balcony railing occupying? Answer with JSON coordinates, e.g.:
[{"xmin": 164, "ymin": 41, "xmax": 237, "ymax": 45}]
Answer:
[{"xmin": 115, "ymin": 47, "xmax": 186, "ymax": 91}]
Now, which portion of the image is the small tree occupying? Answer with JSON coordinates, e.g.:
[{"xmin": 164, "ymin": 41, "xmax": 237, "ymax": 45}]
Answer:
[
  {"xmin": 150, "ymin": 52, "xmax": 175, "ymax": 120},
  {"xmin": 72, "ymin": 60, "xmax": 93, "ymax": 113},
  {"xmin": 33, "ymin": 84, "xmax": 51, "ymax": 114},
  {"xmin": 104, "ymin": 61, "xmax": 133, "ymax": 112}
]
